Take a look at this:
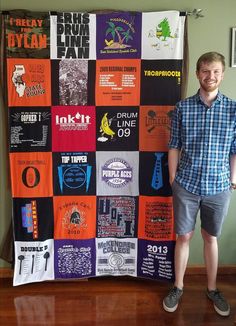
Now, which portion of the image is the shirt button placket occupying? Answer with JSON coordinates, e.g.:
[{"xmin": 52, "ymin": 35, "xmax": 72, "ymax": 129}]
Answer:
[
  {"xmin": 204, "ymin": 108, "xmax": 210, "ymax": 157},
  {"xmin": 201, "ymin": 107, "xmax": 210, "ymax": 192}
]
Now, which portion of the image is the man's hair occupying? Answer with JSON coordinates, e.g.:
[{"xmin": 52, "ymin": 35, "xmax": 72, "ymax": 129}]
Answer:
[{"xmin": 196, "ymin": 52, "xmax": 225, "ymax": 72}]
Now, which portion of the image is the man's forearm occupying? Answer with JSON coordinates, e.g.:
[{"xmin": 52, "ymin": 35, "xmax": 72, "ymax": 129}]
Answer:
[
  {"xmin": 168, "ymin": 148, "xmax": 180, "ymax": 185},
  {"xmin": 230, "ymin": 154, "xmax": 236, "ymax": 184}
]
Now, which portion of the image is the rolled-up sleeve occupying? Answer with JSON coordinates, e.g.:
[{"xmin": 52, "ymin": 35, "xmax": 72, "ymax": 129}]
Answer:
[
  {"xmin": 230, "ymin": 118, "xmax": 236, "ymax": 154},
  {"xmin": 168, "ymin": 104, "xmax": 182, "ymax": 149}
]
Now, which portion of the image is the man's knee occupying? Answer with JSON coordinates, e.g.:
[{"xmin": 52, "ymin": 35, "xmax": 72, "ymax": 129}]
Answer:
[
  {"xmin": 177, "ymin": 231, "xmax": 194, "ymax": 243},
  {"xmin": 201, "ymin": 228, "xmax": 217, "ymax": 243}
]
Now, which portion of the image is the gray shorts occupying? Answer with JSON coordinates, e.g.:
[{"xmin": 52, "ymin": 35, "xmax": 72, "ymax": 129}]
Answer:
[{"xmin": 172, "ymin": 180, "xmax": 232, "ymax": 237}]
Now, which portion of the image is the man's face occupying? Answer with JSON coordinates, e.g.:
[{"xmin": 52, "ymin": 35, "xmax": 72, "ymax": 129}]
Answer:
[{"xmin": 196, "ymin": 61, "xmax": 224, "ymax": 93}]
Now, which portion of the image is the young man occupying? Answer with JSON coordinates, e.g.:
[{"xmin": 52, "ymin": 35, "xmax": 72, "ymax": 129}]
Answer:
[{"xmin": 163, "ymin": 52, "xmax": 236, "ymax": 316}]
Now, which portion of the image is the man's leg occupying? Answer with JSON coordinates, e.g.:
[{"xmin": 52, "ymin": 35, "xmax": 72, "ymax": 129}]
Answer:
[
  {"xmin": 201, "ymin": 228, "xmax": 218, "ymax": 291},
  {"xmin": 201, "ymin": 228, "xmax": 230, "ymax": 316},
  {"xmin": 163, "ymin": 181, "xmax": 199, "ymax": 312},
  {"xmin": 200, "ymin": 190, "xmax": 232, "ymax": 317},
  {"xmin": 163, "ymin": 231, "xmax": 193, "ymax": 312},
  {"xmin": 174, "ymin": 231, "xmax": 194, "ymax": 289}
]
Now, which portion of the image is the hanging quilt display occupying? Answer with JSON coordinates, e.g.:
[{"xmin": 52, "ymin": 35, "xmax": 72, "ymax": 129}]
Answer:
[{"xmin": 3, "ymin": 9, "xmax": 187, "ymax": 286}]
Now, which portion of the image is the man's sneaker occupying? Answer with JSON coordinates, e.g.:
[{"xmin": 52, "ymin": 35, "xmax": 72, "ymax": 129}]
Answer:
[
  {"xmin": 207, "ymin": 289, "xmax": 230, "ymax": 316},
  {"xmin": 163, "ymin": 286, "xmax": 183, "ymax": 312}
]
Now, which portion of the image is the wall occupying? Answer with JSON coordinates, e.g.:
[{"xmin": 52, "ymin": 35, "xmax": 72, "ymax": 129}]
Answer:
[{"xmin": 0, "ymin": 0, "xmax": 235, "ymax": 268}]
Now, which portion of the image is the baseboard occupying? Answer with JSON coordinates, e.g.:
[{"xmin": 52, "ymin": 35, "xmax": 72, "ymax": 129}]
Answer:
[{"xmin": 1, "ymin": 266, "xmax": 236, "ymax": 278}]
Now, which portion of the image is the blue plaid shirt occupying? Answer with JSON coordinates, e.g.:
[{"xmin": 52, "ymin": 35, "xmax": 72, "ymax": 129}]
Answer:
[{"xmin": 168, "ymin": 91, "xmax": 236, "ymax": 195}]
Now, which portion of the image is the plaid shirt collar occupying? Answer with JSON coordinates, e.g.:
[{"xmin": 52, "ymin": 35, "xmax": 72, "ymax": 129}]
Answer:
[{"xmin": 195, "ymin": 89, "xmax": 223, "ymax": 106}]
